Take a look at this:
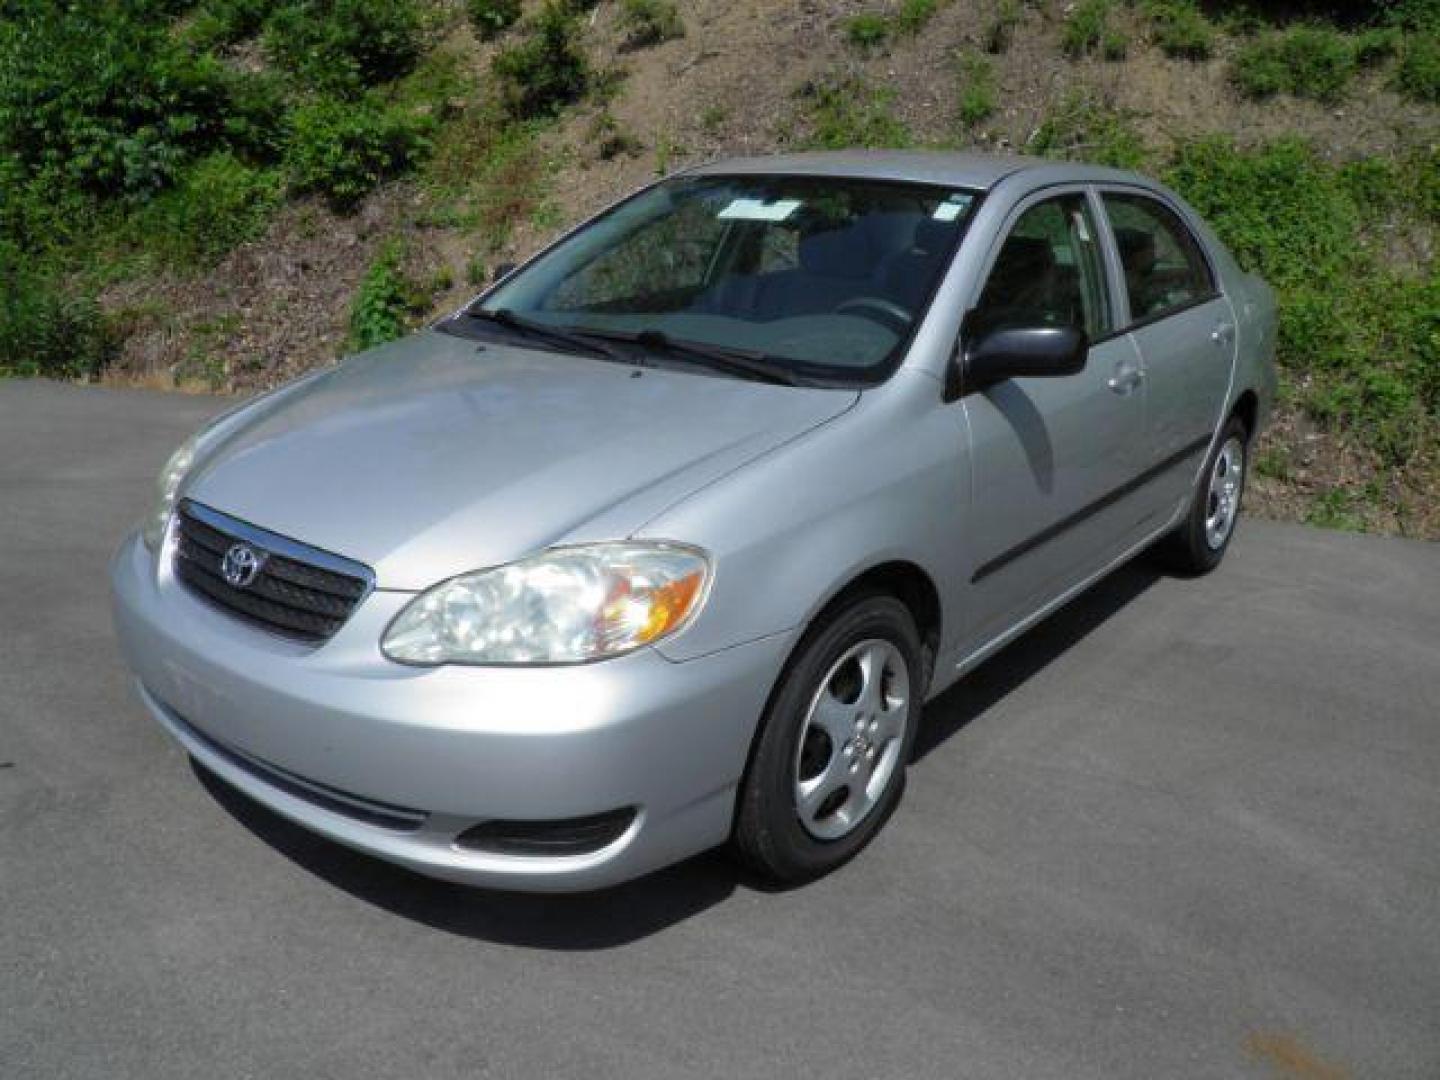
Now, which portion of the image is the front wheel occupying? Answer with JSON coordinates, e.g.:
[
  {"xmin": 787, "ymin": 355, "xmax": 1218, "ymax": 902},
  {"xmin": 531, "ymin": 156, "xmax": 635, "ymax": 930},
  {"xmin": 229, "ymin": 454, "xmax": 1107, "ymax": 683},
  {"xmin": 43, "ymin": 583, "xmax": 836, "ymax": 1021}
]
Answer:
[
  {"xmin": 732, "ymin": 594, "xmax": 922, "ymax": 884},
  {"xmin": 1155, "ymin": 415, "xmax": 1249, "ymax": 575}
]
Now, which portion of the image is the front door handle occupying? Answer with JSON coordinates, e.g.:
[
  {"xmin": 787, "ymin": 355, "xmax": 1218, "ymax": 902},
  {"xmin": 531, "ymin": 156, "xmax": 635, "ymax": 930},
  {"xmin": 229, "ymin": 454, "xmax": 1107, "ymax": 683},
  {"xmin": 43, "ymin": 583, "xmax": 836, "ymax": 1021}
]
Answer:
[
  {"xmin": 1211, "ymin": 321, "xmax": 1235, "ymax": 345},
  {"xmin": 1107, "ymin": 368, "xmax": 1143, "ymax": 395}
]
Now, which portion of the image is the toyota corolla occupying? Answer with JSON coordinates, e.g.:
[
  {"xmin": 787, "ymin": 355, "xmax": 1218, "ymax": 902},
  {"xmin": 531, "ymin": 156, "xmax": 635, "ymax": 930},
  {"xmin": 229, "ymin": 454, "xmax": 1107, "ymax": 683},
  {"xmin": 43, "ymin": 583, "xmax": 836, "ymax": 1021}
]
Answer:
[{"xmin": 111, "ymin": 152, "xmax": 1276, "ymax": 890}]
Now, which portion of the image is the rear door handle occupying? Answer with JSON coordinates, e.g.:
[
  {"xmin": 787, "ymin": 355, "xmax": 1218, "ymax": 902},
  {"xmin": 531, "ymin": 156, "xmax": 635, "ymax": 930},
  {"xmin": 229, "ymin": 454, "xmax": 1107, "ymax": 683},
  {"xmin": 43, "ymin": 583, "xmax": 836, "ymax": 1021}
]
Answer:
[{"xmin": 1212, "ymin": 322, "xmax": 1235, "ymax": 345}]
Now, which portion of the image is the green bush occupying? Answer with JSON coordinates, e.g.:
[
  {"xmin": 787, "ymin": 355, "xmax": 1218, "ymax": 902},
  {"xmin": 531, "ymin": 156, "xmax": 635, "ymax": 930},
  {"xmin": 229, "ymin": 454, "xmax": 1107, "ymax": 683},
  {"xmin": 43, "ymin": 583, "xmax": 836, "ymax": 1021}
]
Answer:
[
  {"xmin": 896, "ymin": 0, "xmax": 942, "ymax": 34},
  {"xmin": 466, "ymin": 0, "xmax": 522, "ymax": 40},
  {"xmin": 285, "ymin": 97, "xmax": 431, "ymax": 211},
  {"xmin": 493, "ymin": 3, "xmax": 590, "ymax": 118},
  {"xmin": 1167, "ymin": 137, "xmax": 1357, "ymax": 288},
  {"xmin": 263, "ymin": 0, "xmax": 422, "ymax": 95},
  {"xmin": 0, "ymin": 5, "xmax": 260, "ymax": 197},
  {"xmin": 797, "ymin": 76, "xmax": 911, "ymax": 150},
  {"xmin": 1166, "ymin": 137, "xmax": 1438, "ymax": 465},
  {"xmin": 185, "ymin": 0, "xmax": 283, "ymax": 50},
  {"xmin": 348, "ymin": 243, "xmax": 426, "ymax": 351},
  {"xmin": 619, "ymin": 0, "xmax": 685, "ymax": 48},
  {"xmin": 0, "ymin": 246, "xmax": 116, "ymax": 380},
  {"xmin": 1353, "ymin": 26, "xmax": 1401, "ymax": 66},
  {"xmin": 1027, "ymin": 92, "xmax": 1146, "ymax": 168},
  {"xmin": 137, "ymin": 153, "xmax": 281, "ymax": 266},
  {"xmin": 1101, "ymin": 27, "xmax": 1130, "ymax": 59},
  {"xmin": 1147, "ymin": 0, "xmax": 1214, "ymax": 60},
  {"xmin": 1061, "ymin": 0, "xmax": 1115, "ymax": 59},
  {"xmin": 1394, "ymin": 33, "xmax": 1440, "ymax": 101},
  {"xmin": 957, "ymin": 53, "xmax": 996, "ymax": 126},
  {"xmin": 844, "ymin": 13, "xmax": 890, "ymax": 51},
  {"xmin": 1231, "ymin": 27, "xmax": 1356, "ymax": 102}
]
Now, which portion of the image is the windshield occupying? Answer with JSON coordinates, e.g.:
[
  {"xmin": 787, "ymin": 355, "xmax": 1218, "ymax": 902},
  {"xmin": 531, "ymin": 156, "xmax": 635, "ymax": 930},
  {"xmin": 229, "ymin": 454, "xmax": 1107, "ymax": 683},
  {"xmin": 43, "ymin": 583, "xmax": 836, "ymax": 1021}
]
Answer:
[{"xmin": 471, "ymin": 175, "xmax": 979, "ymax": 384}]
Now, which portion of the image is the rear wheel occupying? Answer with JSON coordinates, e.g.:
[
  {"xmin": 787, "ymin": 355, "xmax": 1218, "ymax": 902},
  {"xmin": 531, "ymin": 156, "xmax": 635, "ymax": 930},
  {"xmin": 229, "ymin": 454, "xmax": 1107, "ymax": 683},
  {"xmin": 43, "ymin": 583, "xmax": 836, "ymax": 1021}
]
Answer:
[
  {"xmin": 1155, "ymin": 415, "xmax": 1249, "ymax": 575},
  {"xmin": 732, "ymin": 594, "xmax": 922, "ymax": 884}
]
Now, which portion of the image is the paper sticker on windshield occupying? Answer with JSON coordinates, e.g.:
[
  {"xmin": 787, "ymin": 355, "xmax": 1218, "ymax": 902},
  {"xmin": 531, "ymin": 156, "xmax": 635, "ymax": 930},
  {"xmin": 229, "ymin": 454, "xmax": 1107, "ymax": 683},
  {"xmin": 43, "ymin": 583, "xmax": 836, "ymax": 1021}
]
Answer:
[
  {"xmin": 718, "ymin": 198, "xmax": 803, "ymax": 222},
  {"xmin": 931, "ymin": 194, "xmax": 973, "ymax": 222}
]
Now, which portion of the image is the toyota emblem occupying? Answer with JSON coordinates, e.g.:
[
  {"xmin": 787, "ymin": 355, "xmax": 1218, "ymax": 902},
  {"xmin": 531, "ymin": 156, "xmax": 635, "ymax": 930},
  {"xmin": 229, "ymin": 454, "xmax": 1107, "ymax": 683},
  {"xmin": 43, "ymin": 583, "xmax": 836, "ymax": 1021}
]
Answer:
[{"xmin": 221, "ymin": 543, "xmax": 265, "ymax": 589}]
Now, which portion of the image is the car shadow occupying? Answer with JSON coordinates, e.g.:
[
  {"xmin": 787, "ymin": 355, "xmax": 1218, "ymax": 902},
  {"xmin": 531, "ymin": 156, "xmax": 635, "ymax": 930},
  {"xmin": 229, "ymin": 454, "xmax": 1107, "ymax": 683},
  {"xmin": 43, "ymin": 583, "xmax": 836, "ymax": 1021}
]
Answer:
[
  {"xmin": 192, "ymin": 556, "xmax": 1163, "ymax": 948},
  {"xmin": 193, "ymin": 760, "xmax": 745, "ymax": 950},
  {"xmin": 915, "ymin": 558, "xmax": 1161, "ymax": 759}
]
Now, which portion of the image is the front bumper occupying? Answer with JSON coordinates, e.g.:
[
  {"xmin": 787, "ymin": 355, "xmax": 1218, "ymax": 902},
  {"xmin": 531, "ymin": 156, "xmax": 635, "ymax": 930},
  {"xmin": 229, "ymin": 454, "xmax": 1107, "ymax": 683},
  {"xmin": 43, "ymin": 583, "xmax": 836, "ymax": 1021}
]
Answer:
[{"xmin": 110, "ymin": 532, "xmax": 792, "ymax": 891}]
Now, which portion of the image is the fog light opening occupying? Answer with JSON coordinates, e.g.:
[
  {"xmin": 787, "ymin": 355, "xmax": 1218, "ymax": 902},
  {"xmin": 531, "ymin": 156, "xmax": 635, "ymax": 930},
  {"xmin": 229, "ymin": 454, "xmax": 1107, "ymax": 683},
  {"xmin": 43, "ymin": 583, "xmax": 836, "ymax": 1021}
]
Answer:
[{"xmin": 454, "ymin": 807, "xmax": 637, "ymax": 857}]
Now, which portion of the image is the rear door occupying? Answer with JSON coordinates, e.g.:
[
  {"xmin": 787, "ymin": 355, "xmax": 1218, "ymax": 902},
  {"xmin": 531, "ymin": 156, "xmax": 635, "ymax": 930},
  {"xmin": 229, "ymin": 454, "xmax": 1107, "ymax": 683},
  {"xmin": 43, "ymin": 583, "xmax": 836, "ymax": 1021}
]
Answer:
[
  {"xmin": 961, "ymin": 188, "xmax": 1150, "ymax": 644},
  {"xmin": 1097, "ymin": 190, "xmax": 1237, "ymax": 512}
]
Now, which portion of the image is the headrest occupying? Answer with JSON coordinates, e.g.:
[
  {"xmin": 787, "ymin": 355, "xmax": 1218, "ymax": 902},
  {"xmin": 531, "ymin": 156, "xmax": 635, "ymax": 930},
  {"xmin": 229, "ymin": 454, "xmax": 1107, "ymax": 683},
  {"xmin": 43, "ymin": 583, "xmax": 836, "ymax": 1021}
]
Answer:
[
  {"xmin": 998, "ymin": 235, "xmax": 1054, "ymax": 275},
  {"xmin": 798, "ymin": 224, "xmax": 875, "ymax": 279},
  {"xmin": 913, "ymin": 217, "xmax": 957, "ymax": 255},
  {"xmin": 1114, "ymin": 227, "xmax": 1156, "ymax": 268}
]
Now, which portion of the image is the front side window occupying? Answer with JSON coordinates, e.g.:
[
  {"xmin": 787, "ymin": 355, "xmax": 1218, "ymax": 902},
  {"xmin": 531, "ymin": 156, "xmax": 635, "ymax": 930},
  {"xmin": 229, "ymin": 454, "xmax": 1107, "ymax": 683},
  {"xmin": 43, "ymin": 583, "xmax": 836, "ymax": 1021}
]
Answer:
[
  {"xmin": 1102, "ymin": 193, "xmax": 1214, "ymax": 323},
  {"xmin": 475, "ymin": 175, "xmax": 980, "ymax": 383},
  {"xmin": 971, "ymin": 194, "xmax": 1112, "ymax": 340}
]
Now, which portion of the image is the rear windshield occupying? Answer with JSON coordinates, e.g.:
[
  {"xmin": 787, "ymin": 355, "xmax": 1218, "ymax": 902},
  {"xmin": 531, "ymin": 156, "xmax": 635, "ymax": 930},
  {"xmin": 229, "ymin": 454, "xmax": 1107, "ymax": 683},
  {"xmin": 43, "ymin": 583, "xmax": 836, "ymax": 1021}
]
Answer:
[{"xmin": 475, "ymin": 174, "xmax": 980, "ymax": 384}]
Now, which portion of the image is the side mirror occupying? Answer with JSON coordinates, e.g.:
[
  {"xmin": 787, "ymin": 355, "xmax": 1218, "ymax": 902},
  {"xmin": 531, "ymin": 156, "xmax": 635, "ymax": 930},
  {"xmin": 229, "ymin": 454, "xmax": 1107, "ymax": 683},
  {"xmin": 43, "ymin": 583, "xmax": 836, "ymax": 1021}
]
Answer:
[
  {"xmin": 956, "ymin": 324, "xmax": 1088, "ymax": 395},
  {"xmin": 492, "ymin": 261, "xmax": 517, "ymax": 283}
]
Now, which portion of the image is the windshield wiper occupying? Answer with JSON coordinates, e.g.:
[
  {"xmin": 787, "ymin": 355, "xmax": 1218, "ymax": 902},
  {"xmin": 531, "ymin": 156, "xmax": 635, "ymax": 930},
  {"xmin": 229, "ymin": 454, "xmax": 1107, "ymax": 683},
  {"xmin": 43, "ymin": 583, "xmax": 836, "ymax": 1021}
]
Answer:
[
  {"xmin": 576, "ymin": 327, "xmax": 802, "ymax": 386},
  {"xmin": 465, "ymin": 308, "xmax": 632, "ymax": 364}
]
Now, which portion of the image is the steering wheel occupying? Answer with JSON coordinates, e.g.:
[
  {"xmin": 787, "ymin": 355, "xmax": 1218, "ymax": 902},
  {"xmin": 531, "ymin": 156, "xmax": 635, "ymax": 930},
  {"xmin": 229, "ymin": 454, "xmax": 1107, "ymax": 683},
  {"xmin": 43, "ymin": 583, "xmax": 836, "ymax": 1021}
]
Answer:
[{"xmin": 833, "ymin": 296, "xmax": 914, "ymax": 335}]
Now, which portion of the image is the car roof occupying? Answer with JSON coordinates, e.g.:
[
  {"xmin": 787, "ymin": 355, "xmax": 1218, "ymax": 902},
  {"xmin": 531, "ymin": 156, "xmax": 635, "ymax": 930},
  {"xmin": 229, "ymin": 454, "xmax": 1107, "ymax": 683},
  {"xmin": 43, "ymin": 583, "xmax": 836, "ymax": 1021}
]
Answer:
[{"xmin": 685, "ymin": 150, "xmax": 1151, "ymax": 193}]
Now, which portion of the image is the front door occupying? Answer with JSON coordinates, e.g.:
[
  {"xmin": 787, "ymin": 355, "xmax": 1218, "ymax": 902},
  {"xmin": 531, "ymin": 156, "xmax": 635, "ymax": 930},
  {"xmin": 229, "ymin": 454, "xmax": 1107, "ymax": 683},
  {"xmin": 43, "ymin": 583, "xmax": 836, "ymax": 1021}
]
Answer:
[{"xmin": 960, "ymin": 190, "xmax": 1151, "ymax": 645}]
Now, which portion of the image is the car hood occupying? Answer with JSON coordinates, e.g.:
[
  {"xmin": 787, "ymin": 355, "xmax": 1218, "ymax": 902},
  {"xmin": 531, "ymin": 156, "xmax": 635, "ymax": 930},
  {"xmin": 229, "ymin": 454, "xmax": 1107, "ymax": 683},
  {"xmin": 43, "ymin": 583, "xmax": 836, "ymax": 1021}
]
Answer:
[{"xmin": 185, "ymin": 330, "xmax": 857, "ymax": 590}]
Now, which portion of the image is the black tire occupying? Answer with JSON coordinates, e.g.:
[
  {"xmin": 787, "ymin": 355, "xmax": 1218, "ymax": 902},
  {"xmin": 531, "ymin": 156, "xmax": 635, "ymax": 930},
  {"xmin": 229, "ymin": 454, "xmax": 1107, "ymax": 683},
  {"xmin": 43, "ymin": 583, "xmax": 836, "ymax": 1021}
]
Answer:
[
  {"xmin": 1154, "ymin": 415, "xmax": 1250, "ymax": 575},
  {"xmin": 731, "ymin": 592, "xmax": 923, "ymax": 885}
]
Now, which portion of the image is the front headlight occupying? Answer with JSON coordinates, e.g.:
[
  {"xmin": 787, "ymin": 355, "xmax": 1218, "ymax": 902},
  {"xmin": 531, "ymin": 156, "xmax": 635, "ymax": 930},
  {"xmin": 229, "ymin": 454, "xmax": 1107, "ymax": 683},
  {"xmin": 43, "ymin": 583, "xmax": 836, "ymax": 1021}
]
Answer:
[
  {"xmin": 141, "ymin": 434, "xmax": 198, "ymax": 550},
  {"xmin": 381, "ymin": 543, "xmax": 711, "ymax": 666}
]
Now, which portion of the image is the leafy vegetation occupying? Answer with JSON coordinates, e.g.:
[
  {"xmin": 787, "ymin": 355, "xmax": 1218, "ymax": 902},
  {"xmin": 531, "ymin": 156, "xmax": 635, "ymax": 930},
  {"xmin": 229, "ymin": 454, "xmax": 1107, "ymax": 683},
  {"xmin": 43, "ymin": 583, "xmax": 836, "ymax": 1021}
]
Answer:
[
  {"xmin": 348, "ymin": 243, "xmax": 429, "ymax": 351},
  {"xmin": 1061, "ymin": 0, "xmax": 1127, "ymax": 60},
  {"xmin": 1026, "ymin": 92, "xmax": 1146, "ymax": 168},
  {"xmin": 493, "ymin": 3, "xmax": 591, "ymax": 118},
  {"xmin": 0, "ymin": 247, "xmax": 116, "ymax": 380},
  {"xmin": 619, "ymin": 0, "xmax": 685, "ymax": 48},
  {"xmin": 796, "ymin": 76, "xmax": 911, "ymax": 150},
  {"xmin": 136, "ymin": 154, "xmax": 282, "ymax": 266},
  {"xmin": 1168, "ymin": 138, "xmax": 1438, "ymax": 466},
  {"xmin": 1145, "ymin": 0, "xmax": 1214, "ymax": 60},
  {"xmin": 284, "ymin": 97, "xmax": 432, "ymax": 211},
  {"xmin": 845, "ymin": 13, "xmax": 890, "ymax": 52},
  {"xmin": 466, "ymin": 0, "xmax": 522, "ymax": 40},
  {"xmin": 956, "ymin": 53, "xmax": 997, "ymax": 126},
  {"xmin": 844, "ymin": 0, "xmax": 945, "ymax": 51},
  {"xmin": 1231, "ymin": 27, "xmax": 1357, "ymax": 102},
  {"xmin": 263, "ymin": 0, "xmax": 423, "ymax": 96},
  {"xmin": 1395, "ymin": 32, "xmax": 1440, "ymax": 100}
]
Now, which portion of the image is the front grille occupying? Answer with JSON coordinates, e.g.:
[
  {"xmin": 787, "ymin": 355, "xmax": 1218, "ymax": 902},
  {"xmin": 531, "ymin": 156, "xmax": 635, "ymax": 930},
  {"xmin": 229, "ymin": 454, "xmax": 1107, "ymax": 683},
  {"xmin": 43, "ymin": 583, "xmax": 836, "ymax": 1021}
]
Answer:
[{"xmin": 172, "ymin": 500, "xmax": 372, "ymax": 644}]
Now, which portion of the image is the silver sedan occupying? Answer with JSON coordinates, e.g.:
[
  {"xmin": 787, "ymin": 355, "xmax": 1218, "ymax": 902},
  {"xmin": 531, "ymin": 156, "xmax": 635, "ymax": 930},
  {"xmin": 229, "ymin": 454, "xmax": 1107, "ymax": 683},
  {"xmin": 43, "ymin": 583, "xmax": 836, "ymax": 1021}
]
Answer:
[{"xmin": 111, "ymin": 152, "xmax": 1277, "ymax": 891}]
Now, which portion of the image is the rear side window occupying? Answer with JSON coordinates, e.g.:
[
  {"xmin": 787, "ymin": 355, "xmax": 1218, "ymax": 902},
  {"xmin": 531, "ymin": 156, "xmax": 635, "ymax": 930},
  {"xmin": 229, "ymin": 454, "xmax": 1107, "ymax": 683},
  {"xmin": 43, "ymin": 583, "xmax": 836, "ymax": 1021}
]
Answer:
[{"xmin": 1102, "ymin": 193, "xmax": 1215, "ymax": 323}]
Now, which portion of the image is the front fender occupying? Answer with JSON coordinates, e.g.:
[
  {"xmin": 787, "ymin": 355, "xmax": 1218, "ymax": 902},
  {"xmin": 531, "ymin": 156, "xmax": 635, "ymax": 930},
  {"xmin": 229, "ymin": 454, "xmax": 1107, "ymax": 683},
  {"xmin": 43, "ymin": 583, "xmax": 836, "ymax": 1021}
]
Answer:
[{"xmin": 642, "ymin": 370, "xmax": 971, "ymax": 664}]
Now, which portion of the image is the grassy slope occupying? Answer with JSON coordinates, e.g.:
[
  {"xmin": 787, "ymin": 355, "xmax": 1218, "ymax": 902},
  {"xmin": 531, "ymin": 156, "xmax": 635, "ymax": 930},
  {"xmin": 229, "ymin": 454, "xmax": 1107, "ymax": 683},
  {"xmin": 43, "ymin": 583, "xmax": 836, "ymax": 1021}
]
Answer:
[{"xmin": 24, "ymin": 0, "xmax": 1440, "ymax": 536}]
